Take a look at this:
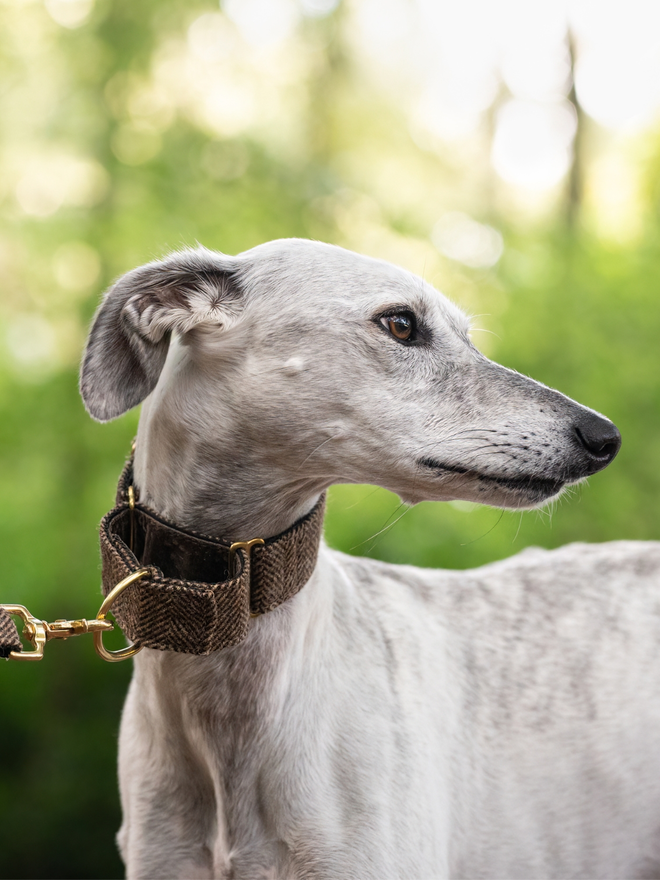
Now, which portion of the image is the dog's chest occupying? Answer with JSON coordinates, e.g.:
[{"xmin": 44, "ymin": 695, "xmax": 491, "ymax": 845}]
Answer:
[{"xmin": 151, "ymin": 567, "xmax": 459, "ymax": 879}]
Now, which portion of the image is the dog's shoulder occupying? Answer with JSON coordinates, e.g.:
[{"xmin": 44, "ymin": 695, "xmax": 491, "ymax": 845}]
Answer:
[
  {"xmin": 320, "ymin": 539, "xmax": 660, "ymax": 642},
  {"xmin": 479, "ymin": 539, "xmax": 660, "ymax": 595}
]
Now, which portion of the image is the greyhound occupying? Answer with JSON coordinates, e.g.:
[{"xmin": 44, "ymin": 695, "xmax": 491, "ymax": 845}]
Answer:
[{"xmin": 80, "ymin": 239, "xmax": 660, "ymax": 880}]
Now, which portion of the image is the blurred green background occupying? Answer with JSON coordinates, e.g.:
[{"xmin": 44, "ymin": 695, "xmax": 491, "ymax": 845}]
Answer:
[{"xmin": 1, "ymin": 0, "xmax": 659, "ymax": 876}]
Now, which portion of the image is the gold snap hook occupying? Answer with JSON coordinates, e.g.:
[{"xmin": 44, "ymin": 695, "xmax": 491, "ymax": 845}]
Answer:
[
  {"xmin": 94, "ymin": 569, "xmax": 150, "ymax": 663},
  {"xmin": 1, "ymin": 606, "xmax": 113, "ymax": 661},
  {"xmin": 1, "ymin": 605, "xmax": 47, "ymax": 661}
]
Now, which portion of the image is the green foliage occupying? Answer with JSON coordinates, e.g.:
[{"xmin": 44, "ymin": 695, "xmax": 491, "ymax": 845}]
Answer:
[{"xmin": 0, "ymin": 2, "xmax": 658, "ymax": 878}]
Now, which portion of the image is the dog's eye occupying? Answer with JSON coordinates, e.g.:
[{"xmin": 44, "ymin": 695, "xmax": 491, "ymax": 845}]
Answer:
[{"xmin": 381, "ymin": 313, "xmax": 415, "ymax": 342}]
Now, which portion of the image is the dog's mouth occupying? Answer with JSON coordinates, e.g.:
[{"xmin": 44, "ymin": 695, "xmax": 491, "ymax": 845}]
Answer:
[{"xmin": 418, "ymin": 457, "xmax": 566, "ymax": 505}]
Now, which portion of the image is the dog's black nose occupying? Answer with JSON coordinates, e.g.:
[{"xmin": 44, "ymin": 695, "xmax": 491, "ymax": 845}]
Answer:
[{"xmin": 574, "ymin": 411, "xmax": 621, "ymax": 469}]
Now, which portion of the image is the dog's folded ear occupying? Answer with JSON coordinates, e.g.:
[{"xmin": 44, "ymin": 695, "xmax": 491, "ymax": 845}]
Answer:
[{"xmin": 80, "ymin": 247, "xmax": 241, "ymax": 422}]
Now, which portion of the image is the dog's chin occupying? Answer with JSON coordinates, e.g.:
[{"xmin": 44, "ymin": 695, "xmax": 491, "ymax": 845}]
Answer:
[
  {"xmin": 479, "ymin": 478, "xmax": 567, "ymax": 510},
  {"xmin": 445, "ymin": 476, "xmax": 567, "ymax": 510},
  {"xmin": 416, "ymin": 458, "xmax": 568, "ymax": 510}
]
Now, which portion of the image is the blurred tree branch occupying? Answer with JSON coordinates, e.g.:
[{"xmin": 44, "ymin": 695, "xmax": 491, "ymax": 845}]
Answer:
[{"xmin": 567, "ymin": 30, "xmax": 584, "ymax": 229}]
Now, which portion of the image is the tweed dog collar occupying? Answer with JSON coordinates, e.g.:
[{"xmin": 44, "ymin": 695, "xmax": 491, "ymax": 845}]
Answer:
[
  {"xmin": 0, "ymin": 456, "xmax": 325, "ymax": 660},
  {"xmin": 99, "ymin": 456, "xmax": 326, "ymax": 655}
]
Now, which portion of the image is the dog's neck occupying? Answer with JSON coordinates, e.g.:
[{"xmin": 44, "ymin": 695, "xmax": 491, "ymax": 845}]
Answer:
[
  {"xmin": 133, "ymin": 420, "xmax": 323, "ymax": 543},
  {"xmin": 130, "ymin": 337, "xmax": 328, "ymax": 541}
]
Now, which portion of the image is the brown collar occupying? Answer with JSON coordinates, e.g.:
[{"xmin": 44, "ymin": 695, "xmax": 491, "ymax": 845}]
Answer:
[{"xmin": 100, "ymin": 457, "xmax": 325, "ymax": 655}]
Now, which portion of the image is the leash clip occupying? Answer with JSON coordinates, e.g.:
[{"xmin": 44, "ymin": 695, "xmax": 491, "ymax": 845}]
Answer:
[
  {"xmin": 1, "ymin": 604, "xmax": 113, "ymax": 662},
  {"xmin": 1, "ymin": 568, "xmax": 150, "ymax": 663}
]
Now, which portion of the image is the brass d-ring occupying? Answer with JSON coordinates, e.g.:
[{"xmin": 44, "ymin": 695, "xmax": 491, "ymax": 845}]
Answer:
[{"xmin": 94, "ymin": 569, "xmax": 150, "ymax": 662}]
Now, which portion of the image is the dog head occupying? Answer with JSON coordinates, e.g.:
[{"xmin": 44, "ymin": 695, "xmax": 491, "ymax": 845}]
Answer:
[{"xmin": 81, "ymin": 239, "xmax": 620, "ymax": 513}]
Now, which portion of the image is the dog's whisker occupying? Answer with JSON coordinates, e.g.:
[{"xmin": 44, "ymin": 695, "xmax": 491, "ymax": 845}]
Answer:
[
  {"xmin": 296, "ymin": 434, "xmax": 343, "ymax": 472},
  {"xmin": 354, "ymin": 501, "xmax": 412, "ymax": 553},
  {"xmin": 459, "ymin": 508, "xmax": 506, "ymax": 546},
  {"xmin": 332, "ymin": 484, "xmax": 384, "ymax": 511},
  {"xmin": 512, "ymin": 511, "xmax": 524, "ymax": 543}
]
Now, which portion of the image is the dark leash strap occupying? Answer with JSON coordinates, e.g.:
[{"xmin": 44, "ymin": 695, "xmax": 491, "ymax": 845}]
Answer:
[
  {"xmin": 0, "ymin": 608, "xmax": 21, "ymax": 659},
  {"xmin": 1, "ymin": 456, "xmax": 325, "ymax": 660}
]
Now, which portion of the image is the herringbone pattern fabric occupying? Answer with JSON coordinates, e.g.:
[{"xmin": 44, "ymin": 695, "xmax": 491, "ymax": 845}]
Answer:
[
  {"xmin": 0, "ymin": 607, "xmax": 21, "ymax": 659},
  {"xmin": 250, "ymin": 500, "xmax": 325, "ymax": 614},
  {"xmin": 99, "ymin": 457, "xmax": 325, "ymax": 655}
]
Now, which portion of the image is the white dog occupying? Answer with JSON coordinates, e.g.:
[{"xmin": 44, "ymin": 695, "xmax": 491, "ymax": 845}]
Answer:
[{"xmin": 80, "ymin": 239, "xmax": 660, "ymax": 880}]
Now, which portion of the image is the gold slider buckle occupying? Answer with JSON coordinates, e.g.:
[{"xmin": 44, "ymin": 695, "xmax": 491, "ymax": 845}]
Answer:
[
  {"xmin": 228, "ymin": 538, "xmax": 265, "ymax": 578},
  {"xmin": 228, "ymin": 538, "xmax": 265, "ymax": 619},
  {"xmin": 127, "ymin": 484, "xmax": 136, "ymax": 553},
  {"xmin": 1, "ymin": 567, "xmax": 150, "ymax": 663}
]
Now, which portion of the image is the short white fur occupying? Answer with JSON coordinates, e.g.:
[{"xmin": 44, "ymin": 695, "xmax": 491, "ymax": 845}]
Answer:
[{"xmin": 80, "ymin": 239, "xmax": 660, "ymax": 880}]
